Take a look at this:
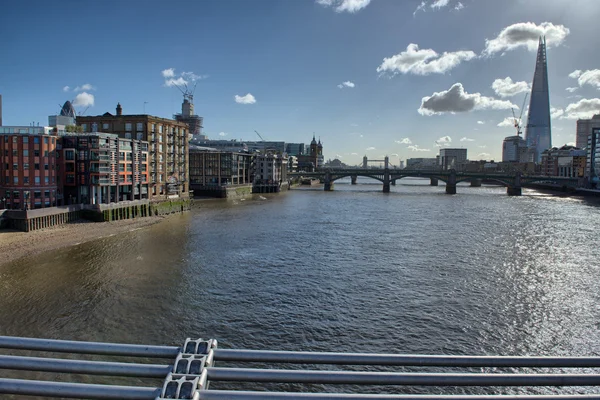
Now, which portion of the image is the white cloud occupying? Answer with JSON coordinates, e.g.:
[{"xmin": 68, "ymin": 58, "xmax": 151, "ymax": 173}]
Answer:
[
  {"xmin": 407, "ymin": 145, "xmax": 431, "ymax": 152},
  {"xmin": 335, "ymin": 154, "xmax": 343, "ymax": 159},
  {"xmin": 483, "ymin": 22, "xmax": 570, "ymax": 56},
  {"xmin": 74, "ymin": 83, "xmax": 95, "ymax": 92},
  {"xmin": 377, "ymin": 44, "xmax": 476, "ymax": 76},
  {"xmin": 569, "ymin": 69, "xmax": 600, "ymax": 90},
  {"xmin": 72, "ymin": 92, "xmax": 95, "ymax": 108},
  {"xmin": 550, "ymin": 107, "xmax": 564, "ymax": 119},
  {"xmin": 395, "ymin": 138, "xmax": 412, "ymax": 144},
  {"xmin": 476, "ymin": 152, "xmax": 491, "ymax": 159},
  {"xmin": 62, "ymin": 86, "xmax": 70, "ymax": 92},
  {"xmin": 437, "ymin": 135, "xmax": 451, "ymax": 143},
  {"xmin": 162, "ymin": 68, "xmax": 175, "ymax": 78},
  {"xmin": 391, "ymin": 153, "xmax": 399, "ymax": 157},
  {"xmin": 478, "ymin": 145, "xmax": 487, "ymax": 148},
  {"xmin": 337, "ymin": 81, "xmax": 355, "ymax": 89},
  {"xmin": 162, "ymin": 68, "xmax": 207, "ymax": 88},
  {"xmin": 218, "ymin": 132, "xmax": 228, "ymax": 137},
  {"xmin": 366, "ymin": 147, "xmax": 376, "ymax": 150},
  {"xmin": 491, "ymin": 77, "xmax": 530, "ymax": 97},
  {"xmin": 351, "ymin": 152, "xmax": 359, "ymax": 155},
  {"xmin": 454, "ymin": 2, "xmax": 464, "ymax": 10},
  {"xmin": 460, "ymin": 137, "xmax": 474, "ymax": 142},
  {"xmin": 477, "ymin": 120, "xmax": 485, "ymax": 124},
  {"xmin": 566, "ymin": 87, "xmax": 578, "ymax": 93},
  {"xmin": 419, "ymin": 83, "xmax": 516, "ymax": 116},
  {"xmin": 431, "ymin": 0, "xmax": 449, "ymax": 9},
  {"xmin": 316, "ymin": 0, "xmax": 371, "ymax": 13},
  {"xmin": 234, "ymin": 93, "xmax": 257, "ymax": 104},
  {"xmin": 497, "ymin": 117, "xmax": 518, "ymax": 127},
  {"xmin": 560, "ymin": 98, "xmax": 600, "ymax": 119}
]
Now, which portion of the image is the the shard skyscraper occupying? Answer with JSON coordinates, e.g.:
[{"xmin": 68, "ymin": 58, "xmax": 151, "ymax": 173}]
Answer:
[{"xmin": 524, "ymin": 36, "xmax": 552, "ymax": 163}]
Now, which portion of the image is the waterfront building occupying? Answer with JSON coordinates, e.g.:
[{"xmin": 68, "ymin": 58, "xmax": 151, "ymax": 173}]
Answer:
[
  {"xmin": 502, "ymin": 135, "xmax": 528, "ymax": 162},
  {"xmin": 540, "ymin": 145, "xmax": 586, "ymax": 178},
  {"xmin": 576, "ymin": 114, "xmax": 600, "ymax": 149},
  {"xmin": 189, "ymin": 146, "xmax": 253, "ymax": 197},
  {"xmin": 76, "ymin": 103, "xmax": 189, "ymax": 199},
  {"xmin": 190, "ymin": 139, "xmax": 248, "ymax": 153},
  {"xmin": 286, "ymin": 143, "xmax": 305, "ymax": 156},
  {"xmin": 0, "ymin": 126, "xmax": 58, "ymax": 209},
  {"xmin": 58, "ymin": 133, "xmax": 149, "ymax": 205},
  {"xmin": 439, "ymin": 148, "xmax": 467, "ymax": 170},
  {"xmin": 524, "ymin": 37, "xmax": 552, "ymax": 162},
  {"xmin": 254, "ymin": 153, "xmax": 288, "ymax": 185},
  {"xmin": 296, "ymin": 135, "xmax": 322, "ymax": 171},
  {"xmin": 586, "ymin": 128, "xmax": 600, "ymax": 186},
  {"xmin": 406, "ymin": 158, "xmax": 438, "ymax": 170}
]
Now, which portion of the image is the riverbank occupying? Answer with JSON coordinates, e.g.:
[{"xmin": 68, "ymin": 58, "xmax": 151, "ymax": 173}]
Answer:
[{"xmin": 0, "ymin": 216, "xmax": 165, "ymax": 267}]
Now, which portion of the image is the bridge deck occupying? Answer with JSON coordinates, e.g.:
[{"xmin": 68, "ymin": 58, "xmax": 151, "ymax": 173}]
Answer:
[{"xmin": 1, "ymin": 336, "xmax": 599, "ymax": 399}]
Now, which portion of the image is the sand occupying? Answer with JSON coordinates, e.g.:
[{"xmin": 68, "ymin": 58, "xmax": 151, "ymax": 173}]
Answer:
[{"xmin": 0, "ymin": 217, "xmax": 165, "ymax": 267}]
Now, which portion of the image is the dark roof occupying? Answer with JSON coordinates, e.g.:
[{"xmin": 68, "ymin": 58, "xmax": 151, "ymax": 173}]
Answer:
[{"xmin": 60, "ymin": 101, "xmax": 76, "ymax": 118}]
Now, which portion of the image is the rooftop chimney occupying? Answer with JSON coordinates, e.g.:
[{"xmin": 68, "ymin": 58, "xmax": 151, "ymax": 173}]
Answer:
[
  {"xmin": 116, "ymin": 102, "xmax": 122, "ymax": 116},
  {"xmin": 0, "ymin": 94, "xmax": 3, "ymax": 126}
]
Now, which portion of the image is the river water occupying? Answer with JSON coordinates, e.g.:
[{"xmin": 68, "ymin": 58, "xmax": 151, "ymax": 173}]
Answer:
[{"xmin": 1, "ymin": 179, "xmax": 600, "ymax": 395}]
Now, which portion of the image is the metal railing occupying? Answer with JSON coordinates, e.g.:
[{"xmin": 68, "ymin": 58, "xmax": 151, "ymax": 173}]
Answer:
[{"xmin": 1, "ymin": 336, "xmax": 600, "ymax": 399}]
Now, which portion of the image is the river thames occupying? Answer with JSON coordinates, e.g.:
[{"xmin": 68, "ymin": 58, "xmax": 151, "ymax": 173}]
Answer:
[{"xmin": 1, "ymin": 180, "xmax": 600, "ymax": 395}]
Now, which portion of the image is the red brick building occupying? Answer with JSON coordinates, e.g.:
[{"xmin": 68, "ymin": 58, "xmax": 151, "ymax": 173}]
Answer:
[{"xmin": 0, "ymin": 126, "xmax": 58, "ymax": 209}]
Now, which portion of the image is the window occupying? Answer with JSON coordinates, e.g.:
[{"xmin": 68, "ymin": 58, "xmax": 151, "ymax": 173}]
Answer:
[
  {"xmin": 119, "ymin": 164, "xmax": 125, "ymax": 172},
  {"xmin": 159, "ymin": 125, "xmax": 163, "ymax": 133},
  {"xmin": 82, "ymin": 124, "xmax": 88, "ymax": 132},
  {"xmin": 13, "ymin": 191, "xmax": 19, "ymax": 199},
  {"xmin": 119, "ymin": 152, "xmax": 125, "ymax": 161},
  {"xmin": 103, "ymin": 123, "xmax": 109, "ymax": 130},
  {"xmin": 65, "ymin": 150, "xmax": 74, "ymax": 160},
  {"xmin": 35, "ymin": 177, "xmax": 40, "ymax": 184},
  {"xmin": 13, "ymin": 177, "xmax": 18, "ymax": 184},
  {"xmin": 34, "ymin": 150, "xmax": 40, "ymax": 157},
  {"xmin": 137, "ymin": 132, "xmax": 143, "ymax": 140},
  {"xmin": 34, "ymin": 136, "xmax": 40, "ymax": 144},
  {"xmin": 4, "ymin": 177, "xmax": 7, "ymax": 184},
  {"xmin": 24, "ymin": 163, "xmax": 29, "ymax": 169},
  {"xmin": 152, "ymin": 124, "xmax": 156, "ymax": 132},
  {"xmin": 12, "ymin": 150, "xmax": 17, "ymax": 157},
  {"xmin": 136, "ymin": 122, "xmax": 143, "ymax": 131},
  {"xmin": 92, "ymin": 123, "xmax": 98, "ymax": 132},
  {"xmin": 23, "ymin": 137, "xmax": 29, "ymax": 143},
  {"xmin": 23, "ymin": 150, "xmax": 29, "ymax": 157},
  {"xmin": 12, "ymin": 137, "xmax": 17, "ymax": 143},
  {"xmin": 44, "ymin": 150, "xmax": 48, "ymax": 157},
  {"xmin": 34, "ymin": 163, "xmax": 39, "ymax": 170},
  {"xmin": 44, "ymin": 164, "xmax": 48, "ymax": 170},
  {"xmin": 125, "ymin": 123, "xmax": 132, "ymax": 131},
  {"xmin": 44, "ymin": 190, "xmax": 50, "ymax": 198},
  {"xmin": 44, "ymin": 137, "xmax": 49, "ymax": 144},
  {"xmin": 34, "ymin": 191, "xmax": 41, "ymax": 199},
  {"xmin": 13, "ymin": 163, "xmax": 17, "ymax": 170},
  {"xmin": 24, "ymin": 177, "xmax": 29, "ymax": 184},
  {"xmin": 125, "ymin": 132, "xmax": 132, "ymax": 139},
  {"xmin": 45, "ymin": 177, "xmax": 49, "ymax": 184}
]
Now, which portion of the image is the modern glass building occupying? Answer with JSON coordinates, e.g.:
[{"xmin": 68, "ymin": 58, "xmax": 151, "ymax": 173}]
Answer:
[{"xmin": 524, "ymin": 36, "xmax": 552, "ymax": 163}]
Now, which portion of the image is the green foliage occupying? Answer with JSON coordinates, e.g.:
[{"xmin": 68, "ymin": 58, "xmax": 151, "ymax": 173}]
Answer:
[{"xmin": 66, "ymin": 125, "xmax": 83, "ymax": 133}]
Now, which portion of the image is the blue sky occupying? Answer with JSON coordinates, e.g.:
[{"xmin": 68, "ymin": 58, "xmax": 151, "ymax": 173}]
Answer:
[{"xmin": 1, "ymin": 0, "xmax": 600, "ymax": 164}]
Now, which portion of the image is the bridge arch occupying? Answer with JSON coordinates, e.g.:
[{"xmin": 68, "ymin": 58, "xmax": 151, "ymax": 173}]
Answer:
[
  {"xmin": 455, "ymin": 177, "xmax": 510, "ymax": 186},
  {"xmin": 330, "ymin": 174, "xmax": 384, "ymax": 183},
  {"xmin": 390, "ymin": 175, "xmax": 449, "ymax": 184}
]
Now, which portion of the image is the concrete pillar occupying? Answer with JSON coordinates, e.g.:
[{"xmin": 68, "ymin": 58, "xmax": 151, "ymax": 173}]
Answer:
[
  {"xmin": 351, "ymin": 175, "xmax": 357, "ymax": 185},
  {"xmin": 470, "ymin": 179, "xmax": 482, "ymax": 187},
  {"xmin": 446, "ymin": 185, "xmax": 457, "ymax": 195},
  {"xmin": 430, "ymin": 178, "xmax": 439, "ymax": 186},
  {"xmin": 507, "ymin": 186, "xmax": 522, "ymax": 196},
  {"xmin": 383, "ymin": 158, "xmax": 390, "ymax": 193},
  {"xmin": 383, "ymin": 182, "xmax": 390, "ymax": 193},
  {"xmin": 446, "ymin": 169, "xmax": 457, "ymax": 195},
  {"xmin": 324, "ymin": 172, "xmax": 334, "ymax": 191},
  {"xmin": 391, "ymin": 180, "xmax": 396, "ymax": 186}
]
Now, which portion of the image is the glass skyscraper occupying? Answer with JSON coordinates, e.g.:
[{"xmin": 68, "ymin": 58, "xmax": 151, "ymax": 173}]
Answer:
[{"xmin": 524, "ymin": 36, "xmax": 552, "ymax": 163}]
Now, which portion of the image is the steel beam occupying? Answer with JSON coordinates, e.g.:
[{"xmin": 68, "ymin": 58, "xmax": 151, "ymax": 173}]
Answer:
[
  {"xmin": 0, "ymin": 336, "xmax": 179, "ymax": 358},
  {"xmin": 206, "ymin": 368, "xmax": 600, "ymax": 386},
  {"xmin": 196, "ymin": 393, "xmax": 600, "ymax": 400}
]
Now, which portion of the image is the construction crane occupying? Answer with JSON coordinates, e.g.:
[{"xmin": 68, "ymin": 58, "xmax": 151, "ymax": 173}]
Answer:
[
  {"xmin": 511, "ymin": 93, "xmax": 528, "ymax": 137},
  {"xmin": 254, "ymin": 130, "xmax": 266, "ymax": 141}
]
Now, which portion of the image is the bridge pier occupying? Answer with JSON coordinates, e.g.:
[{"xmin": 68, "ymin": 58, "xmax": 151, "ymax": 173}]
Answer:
[
  {"xmin": 430, "ymin": 178, "xmax": 439, "ymax": 186},
  {"xmin": 445, "ymin": 184, "xmax": 456, "ymax": 195},
  {"xmin": 324, "ymin": 182, "xmax": 334, "ymax": 191},
  {"xmin": 445, "ymin": 170, "xmax": 457, "ymax": 195},
  {"xmin": 391, "ymin": 180, "xmax": 396, "ymax": 186},
  {"xmin": 383, "ymin": 182, "xmax": 390, "ymax": 193},
  {"xmin": 470, "ymin": 179, "xmax": 482, "ymax": 187},
  {"xmin": 507, "ymin": 186, "xmax": 522, "ymax": 196},
  {"xmin": 351, "ymin": 175, "xmax": 357, "ymax": 185}
]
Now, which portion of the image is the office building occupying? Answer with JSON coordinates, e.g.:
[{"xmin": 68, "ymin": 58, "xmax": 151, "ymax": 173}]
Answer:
[
  {"xmin": 254, "ymin": 153, "xmax": 288, "ymax": 184},
  {"xmin": 586, "ymin": 128, "xmax": 600, "ymax": 186},
  {"xmin": 439, "ymin": 148, "xmax": 467, "ymax": 170},
  {"xmin": 502, "ymin": 135, "xmax": 528, "ymax": 162},
  {"xmin": 540, "ymin": 145, "xmax": 586, "ymax": 177},
  {"xmin": 0, "ymin": 126, "xmax": 58, "ymax": 209},
  {"xmin": 190, "ymin": 139, "xmax": 248, "ymax": 153},
  {"xmin": 76, "ymin": 103, "xmax": 189, "ymax": 199},
  {"xmin": 576, "ymin": 114, "xmax": 600, "ymax": 149},
  {"xmin": 286, "ymin": 143, "xmax": 305, "ymax": 156},
  {"xmin": 406, "ymin": 158, "xmax": 438, "ymax": 170},
  {"xmin": 524, "ymin": 37, "xmax": 552, "ymax": 162},
  {"xmin": 59, "ymin": 133, "xmax": 149, "ymax": 205}
]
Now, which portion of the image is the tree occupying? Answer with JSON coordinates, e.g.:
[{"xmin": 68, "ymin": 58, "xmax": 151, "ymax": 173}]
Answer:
[{"xmin": 66, "ymin": 125, "xmax": 83, "ymax": 133}]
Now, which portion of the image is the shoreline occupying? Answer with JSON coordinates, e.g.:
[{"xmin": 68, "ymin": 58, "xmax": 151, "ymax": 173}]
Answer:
[{"xmin": 0, "ymin": 216, "xmax": 166, "ymax": 268}]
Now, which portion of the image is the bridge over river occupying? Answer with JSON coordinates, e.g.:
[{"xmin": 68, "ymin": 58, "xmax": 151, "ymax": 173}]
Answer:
[{"xmin": 290, "ymin": 157, "xmax": 578, "ymax": 196}]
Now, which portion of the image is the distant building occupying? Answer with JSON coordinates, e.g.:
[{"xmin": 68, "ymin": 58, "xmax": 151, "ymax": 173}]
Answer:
[
  {"xmin": 524, "ymin": 37, "xmax": 552, "ymax": 162},
  {"xmin": 188, "ymin": 147, "xmax": 253, "ymax": 197},
  {"xmin": 286, "ymin": 143, "xmax": 305, "ymax": 156},
  {"xmin": 586, "ymin": 128, "xmax": 600, "ymax": 186},
  {"xmin": 76, "ymin": 103, "xmax": 189, "ymax": 199},
  {"xmin": 439, "ymin": 148, "xmax": 467, "ymax": 170},
  {"xmin": 540, "ymin": 145, "xmax": 586, "ymax": 177},
  {"xmin": 253, "ymin": 153, "xmax": 288, "ymax": 192},
  {"xmin": 296, "ymin": 135, "xmax": 322, "ymax": 171},
  {"xmin": 190, "ymin": 139, "xmax": 248, "ymax": 153},
  {"xmin": 59, "ymin": 133, "xmax": 150, "ymax": 205},
  {"xmin": 246, "ymin": 141, "xmax": 286, "ymax": 154},
  {"xmin": 0, "ymin": 126, "xmax": 58, "ymax": 209},
  {"xmin": 174, "ymin": 96, "xmax": 203, "ymax": 137},
  {"xmin": 406, "ymin": 158, "xmax": 438, "ymax": 170},
  {"xmin": 576, "ymin": 114, "xmax": 600, "ymax": 149},
  {"xmin": 502, "ymin": 135, "xmax": 528, "ymax": 162}
]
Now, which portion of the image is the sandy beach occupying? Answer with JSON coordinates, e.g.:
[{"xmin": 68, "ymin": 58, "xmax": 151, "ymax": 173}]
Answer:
[{"xmin": 0, "ymin": 217, "xmax": 165, "ymax": 267}]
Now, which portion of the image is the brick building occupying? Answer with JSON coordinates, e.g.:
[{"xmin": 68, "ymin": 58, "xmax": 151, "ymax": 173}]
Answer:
[
  {"xmin": 0, "ymin": 126, "xmax": 58, "ymax": 209},
  {"xmin": 76, "ymin": 103, "xmax": 189, "ymax": 199},
  {"xmin": 58, "ymin": 133, "xmax": 149, "ymax": 205}
]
